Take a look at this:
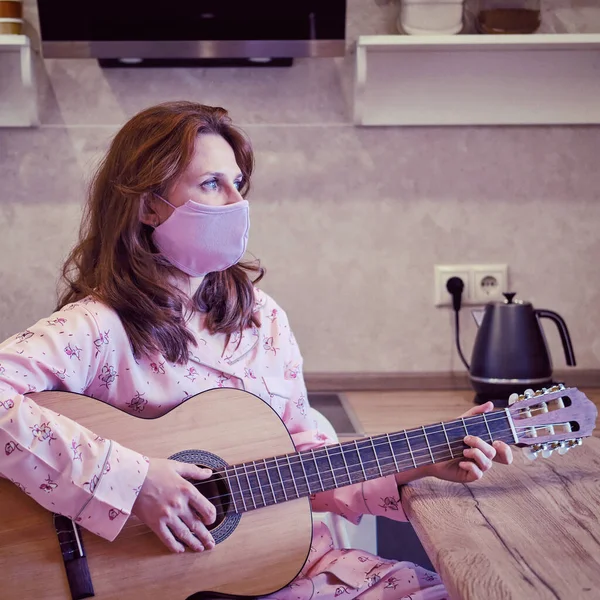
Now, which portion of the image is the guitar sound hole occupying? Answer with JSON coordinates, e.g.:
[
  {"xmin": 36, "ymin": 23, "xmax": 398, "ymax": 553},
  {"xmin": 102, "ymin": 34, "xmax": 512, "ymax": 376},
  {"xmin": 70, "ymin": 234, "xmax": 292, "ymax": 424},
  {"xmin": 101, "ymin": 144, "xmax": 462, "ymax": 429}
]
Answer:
[{"xmin": 191, "ymin": 469, "xmax": 231, "ymax": 531}]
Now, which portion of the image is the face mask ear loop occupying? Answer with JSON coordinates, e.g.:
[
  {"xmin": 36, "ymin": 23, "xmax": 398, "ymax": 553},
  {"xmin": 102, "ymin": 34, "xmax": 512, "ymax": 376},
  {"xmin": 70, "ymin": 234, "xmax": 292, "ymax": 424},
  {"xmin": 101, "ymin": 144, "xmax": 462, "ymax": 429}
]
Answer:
[
  {"xmin": 149, "ymin": 192, "xmax": 177, "ymax": 228},
  {"xmin": 153, "ymin": 192, "xmax": 177, "ymax": 210}
]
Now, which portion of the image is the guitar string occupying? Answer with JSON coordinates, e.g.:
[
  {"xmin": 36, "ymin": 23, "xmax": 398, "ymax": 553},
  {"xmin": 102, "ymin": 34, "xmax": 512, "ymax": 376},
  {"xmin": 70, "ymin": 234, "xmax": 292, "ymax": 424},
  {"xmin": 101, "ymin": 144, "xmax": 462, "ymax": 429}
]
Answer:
[
  {"xmin": 217, "ymin": 426, "xmax": 532, "ymax": 505},
  {"xmin": 56, "ymin": 422, "xmax": 564, "ymax": 545},
  {"xmin": 54, "ymin": 404, "xmax": 572, "ymax": 544},
  {"xmin": 55, "ymin": 410, "xmax": 566, "ymax": 542},
  {"xmin": 56, "ymin": 424, "xmax": 578, "ymax": 549},
  {"xmin": 222, "ymin": 423, "xmax": 515, "ymax": 491},
  {"xmin": 209, "ymin": 409, "xmax": 541, "ymax": 488},
  {"xmin": 212, "ymin": 432, "xmax": 518, "ymax": 502},
  {"xmin": 58, "ymin": 422, "xmax": 572, "ymax": 548},
  {"xmin": 222, "ymin": 407, "xmax": 565, "ymax": 479},
  {"xmin": 234, "ymin": 399, "xmax": 568, "ymax": 473},
  {"xmin": 55, "ymin": 434, "xmax": 510, "ymax": 546},
  {"xmin": 57, "ymin": 403, "xmax": 560, "ymax": 534},
  {"xmin": 195, "ymin": 411, "xmax": 570, "ymax": 508}
]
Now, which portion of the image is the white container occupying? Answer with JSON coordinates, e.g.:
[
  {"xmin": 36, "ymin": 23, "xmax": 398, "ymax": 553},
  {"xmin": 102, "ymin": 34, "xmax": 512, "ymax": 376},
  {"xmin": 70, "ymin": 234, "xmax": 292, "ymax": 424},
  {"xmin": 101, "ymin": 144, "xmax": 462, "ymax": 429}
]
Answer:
[{"xmin": 399, "ymin": 0, "xmax": 465, "ymax": 35}]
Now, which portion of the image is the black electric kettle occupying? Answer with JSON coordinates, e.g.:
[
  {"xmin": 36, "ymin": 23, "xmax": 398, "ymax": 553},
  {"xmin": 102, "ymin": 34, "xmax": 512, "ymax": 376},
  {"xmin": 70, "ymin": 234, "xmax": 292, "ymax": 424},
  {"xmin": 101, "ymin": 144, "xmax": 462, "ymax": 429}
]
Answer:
[{"xmin": 469, "ymin": 292, "xmax": 576, "ymax": 404}]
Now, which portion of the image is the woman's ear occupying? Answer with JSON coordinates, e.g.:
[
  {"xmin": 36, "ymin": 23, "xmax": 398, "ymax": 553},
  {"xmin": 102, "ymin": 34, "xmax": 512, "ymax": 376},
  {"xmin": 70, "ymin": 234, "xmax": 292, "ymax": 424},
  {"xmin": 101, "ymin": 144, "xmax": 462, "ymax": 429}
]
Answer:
[{"xmin": 139, "ymin": 193, "xmax": 161, "ymax": 227}]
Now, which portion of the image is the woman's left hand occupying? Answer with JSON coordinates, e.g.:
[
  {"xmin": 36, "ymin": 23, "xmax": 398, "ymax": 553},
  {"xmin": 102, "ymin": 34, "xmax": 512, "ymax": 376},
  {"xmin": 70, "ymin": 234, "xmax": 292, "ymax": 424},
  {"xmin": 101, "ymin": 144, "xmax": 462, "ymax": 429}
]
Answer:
[{"xmin": 426, "ymin": 402, "xmax": 513, "ymax": 483}]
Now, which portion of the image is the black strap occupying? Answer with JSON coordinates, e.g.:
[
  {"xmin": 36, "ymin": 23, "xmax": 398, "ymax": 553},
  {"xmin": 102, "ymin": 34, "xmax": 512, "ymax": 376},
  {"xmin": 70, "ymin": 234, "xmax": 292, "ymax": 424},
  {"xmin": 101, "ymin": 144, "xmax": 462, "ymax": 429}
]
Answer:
[{"xmin": 53, "ymin": 514, "xmax": 95, "ymax": 599}]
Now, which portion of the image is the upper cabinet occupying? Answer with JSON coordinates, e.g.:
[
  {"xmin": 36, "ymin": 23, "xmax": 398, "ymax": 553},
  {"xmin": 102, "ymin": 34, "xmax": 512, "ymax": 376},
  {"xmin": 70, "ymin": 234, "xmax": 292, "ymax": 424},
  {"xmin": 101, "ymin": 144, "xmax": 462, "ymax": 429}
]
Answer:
[{"xmin": 353, "ymin": 32, "xmax": 600, "ymax": 126}]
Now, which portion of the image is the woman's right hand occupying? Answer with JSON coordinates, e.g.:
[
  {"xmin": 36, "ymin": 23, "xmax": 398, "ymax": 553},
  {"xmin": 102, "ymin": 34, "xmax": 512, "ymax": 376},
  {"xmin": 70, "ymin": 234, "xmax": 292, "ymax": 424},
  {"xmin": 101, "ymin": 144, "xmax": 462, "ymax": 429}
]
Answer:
[{"xmin": 131, "ymin": 458, "xmax": 217, "ymax": 553}]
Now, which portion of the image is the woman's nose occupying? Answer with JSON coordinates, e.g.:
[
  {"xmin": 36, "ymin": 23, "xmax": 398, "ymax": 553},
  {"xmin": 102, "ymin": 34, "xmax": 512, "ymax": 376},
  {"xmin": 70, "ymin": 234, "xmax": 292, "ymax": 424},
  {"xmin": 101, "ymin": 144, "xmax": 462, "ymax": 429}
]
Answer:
[{"xmin": 225, "ymin": 183, "xmax": 244, "ymax": 205}]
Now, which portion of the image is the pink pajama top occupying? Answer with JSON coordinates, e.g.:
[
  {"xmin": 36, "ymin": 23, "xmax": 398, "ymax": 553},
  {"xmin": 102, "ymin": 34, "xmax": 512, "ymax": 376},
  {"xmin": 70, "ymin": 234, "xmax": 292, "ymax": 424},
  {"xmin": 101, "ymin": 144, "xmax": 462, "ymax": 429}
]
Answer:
[{"xmin": 0, "ymin": 283, "xmax": 445, "ymax": 598}]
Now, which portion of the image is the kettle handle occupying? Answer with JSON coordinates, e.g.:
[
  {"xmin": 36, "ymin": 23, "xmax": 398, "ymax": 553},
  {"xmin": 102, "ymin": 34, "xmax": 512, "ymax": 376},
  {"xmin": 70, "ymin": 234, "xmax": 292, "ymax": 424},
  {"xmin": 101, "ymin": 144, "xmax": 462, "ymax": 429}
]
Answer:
[{"xmin": 535, "ymin": 309, "xmax": 577, "ymax": 367}]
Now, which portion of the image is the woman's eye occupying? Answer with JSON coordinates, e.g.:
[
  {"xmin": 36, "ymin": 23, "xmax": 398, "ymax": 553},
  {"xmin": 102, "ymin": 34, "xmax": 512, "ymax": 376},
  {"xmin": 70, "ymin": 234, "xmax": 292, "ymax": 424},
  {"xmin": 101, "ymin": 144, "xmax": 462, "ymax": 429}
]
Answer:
[
  {"xmin": 201, "ymin": 179, "xmax": 219, "ymax": 191},
  {"xmin": 234, "ymin": 180, "xmax": 243, "ymax": 191}
]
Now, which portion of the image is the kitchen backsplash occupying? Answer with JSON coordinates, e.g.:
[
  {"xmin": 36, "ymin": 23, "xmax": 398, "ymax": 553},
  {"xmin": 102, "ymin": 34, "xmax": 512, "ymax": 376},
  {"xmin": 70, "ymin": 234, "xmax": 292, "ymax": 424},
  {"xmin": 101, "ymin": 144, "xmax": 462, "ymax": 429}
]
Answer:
[{"xmin": 1, "ymin": 0, "xmax": 599, "ymax": 374}]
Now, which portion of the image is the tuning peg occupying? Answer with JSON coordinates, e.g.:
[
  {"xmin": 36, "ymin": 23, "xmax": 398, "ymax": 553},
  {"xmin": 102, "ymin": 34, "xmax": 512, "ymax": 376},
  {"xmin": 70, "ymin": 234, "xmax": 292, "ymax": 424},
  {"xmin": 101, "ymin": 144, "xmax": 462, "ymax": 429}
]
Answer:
[
  {"xmin": 524, "ymin": 389, "xmax": 535, "ymax": 398},
  {"xmin": 548, "ymin": 384, "xmax": 566, "ymax": 393},
  {"xmin": 523, "ymin": 447, "xmax": 540, "ymax": 461},
  {"xmin": 557, "ymin": 442, "xmax": 570, "ymax": 455},
  {"xmin": 508, "ymin": 393, "xmax": 519, "ymax": 406},
  {"xmin": 541, "ymin": 446, "xmax": 554, "ymax": 459}
]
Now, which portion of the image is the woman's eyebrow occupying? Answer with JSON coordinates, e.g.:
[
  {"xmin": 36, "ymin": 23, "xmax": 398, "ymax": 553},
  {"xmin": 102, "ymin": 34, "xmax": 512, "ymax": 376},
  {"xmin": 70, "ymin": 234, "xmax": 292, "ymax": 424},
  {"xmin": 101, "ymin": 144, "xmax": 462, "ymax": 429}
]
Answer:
[{"xmin": 197, "ymin": 171, "xmax": 244, "ymax": 179}]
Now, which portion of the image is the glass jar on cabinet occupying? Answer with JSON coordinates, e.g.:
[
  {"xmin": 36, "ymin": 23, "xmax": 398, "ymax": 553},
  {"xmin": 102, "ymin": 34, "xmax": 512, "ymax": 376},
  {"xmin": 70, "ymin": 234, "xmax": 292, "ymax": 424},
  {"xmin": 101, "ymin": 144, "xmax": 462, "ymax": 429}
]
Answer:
[{"xmin": 476, "ymin": 0, "xmax": 542, "ymax": 34}]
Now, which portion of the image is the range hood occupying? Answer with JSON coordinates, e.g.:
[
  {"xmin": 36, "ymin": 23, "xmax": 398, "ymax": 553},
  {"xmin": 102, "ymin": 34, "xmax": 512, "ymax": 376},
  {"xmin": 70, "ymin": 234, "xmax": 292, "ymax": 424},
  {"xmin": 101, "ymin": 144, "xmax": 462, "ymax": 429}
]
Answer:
[{"xmin": 36, "ymin": 0, "xmax": 347, "ymax": 62}]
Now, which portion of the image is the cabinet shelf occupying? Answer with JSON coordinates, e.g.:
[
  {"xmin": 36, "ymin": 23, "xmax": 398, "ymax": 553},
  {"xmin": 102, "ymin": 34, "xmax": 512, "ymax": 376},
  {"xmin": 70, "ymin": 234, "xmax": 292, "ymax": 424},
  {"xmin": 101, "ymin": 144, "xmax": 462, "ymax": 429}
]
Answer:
[
  {"xmin": 353, "ymin": 33, "xmax": 600, "ymax": 126},
  {"xmin": 0, "ymin": 34, "xmax": 39, "ymax": 128}
]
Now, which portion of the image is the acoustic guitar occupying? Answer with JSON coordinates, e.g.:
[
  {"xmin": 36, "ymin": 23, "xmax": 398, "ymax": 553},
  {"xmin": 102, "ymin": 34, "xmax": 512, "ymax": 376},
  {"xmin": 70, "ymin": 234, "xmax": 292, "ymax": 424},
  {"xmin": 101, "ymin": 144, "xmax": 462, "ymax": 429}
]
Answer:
[{"xmin": 0, "ymin": 385, "xmax": 596, "ymax": 599}]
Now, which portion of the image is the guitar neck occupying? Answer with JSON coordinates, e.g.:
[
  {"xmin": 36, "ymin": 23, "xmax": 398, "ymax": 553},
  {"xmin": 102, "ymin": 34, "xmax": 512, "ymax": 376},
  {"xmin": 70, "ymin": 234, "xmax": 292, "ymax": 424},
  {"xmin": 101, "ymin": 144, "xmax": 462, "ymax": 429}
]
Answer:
[{"xmin": 222, "ymin": 410, "xmax": 516, "ymax": 513}]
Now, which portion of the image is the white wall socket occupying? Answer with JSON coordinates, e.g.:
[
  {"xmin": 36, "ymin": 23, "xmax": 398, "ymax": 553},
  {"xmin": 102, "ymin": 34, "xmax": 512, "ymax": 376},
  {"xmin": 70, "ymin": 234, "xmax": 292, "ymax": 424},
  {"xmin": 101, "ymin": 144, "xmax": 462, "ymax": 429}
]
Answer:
[{"xmin": 434, "ymin": 264, "xmax": 508, "ymax": 307}]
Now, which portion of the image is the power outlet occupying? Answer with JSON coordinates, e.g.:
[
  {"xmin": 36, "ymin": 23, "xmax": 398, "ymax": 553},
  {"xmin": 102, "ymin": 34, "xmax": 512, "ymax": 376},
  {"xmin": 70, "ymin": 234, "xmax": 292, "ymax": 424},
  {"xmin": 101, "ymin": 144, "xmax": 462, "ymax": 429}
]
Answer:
[
  {"xmin": 472, "ymin": 264, "xmax": 508, "ymax": 304},
  {"xmin": 434, "ymin": 265, "xmax": 472, "ymax": 307},
  {"xmin": 434, "ymin": 264, "xmax": 508, "ymax": 307}
]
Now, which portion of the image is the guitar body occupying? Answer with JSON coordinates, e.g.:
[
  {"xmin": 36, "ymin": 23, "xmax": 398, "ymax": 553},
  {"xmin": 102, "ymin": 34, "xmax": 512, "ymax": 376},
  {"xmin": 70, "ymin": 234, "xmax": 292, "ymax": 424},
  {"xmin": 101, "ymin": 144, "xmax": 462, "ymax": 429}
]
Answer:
[{"xmin": 0, "ymin": 389, "xmax": 313, "ymax": 599}]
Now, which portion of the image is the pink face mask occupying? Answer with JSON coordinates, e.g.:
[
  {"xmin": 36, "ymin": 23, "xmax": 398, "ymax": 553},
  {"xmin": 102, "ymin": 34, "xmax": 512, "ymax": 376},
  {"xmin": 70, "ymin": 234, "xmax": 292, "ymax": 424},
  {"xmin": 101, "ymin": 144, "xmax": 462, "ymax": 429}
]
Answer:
[{"xmin": 151, "ymin": 195, "xmax": 250, "ymax": 277}]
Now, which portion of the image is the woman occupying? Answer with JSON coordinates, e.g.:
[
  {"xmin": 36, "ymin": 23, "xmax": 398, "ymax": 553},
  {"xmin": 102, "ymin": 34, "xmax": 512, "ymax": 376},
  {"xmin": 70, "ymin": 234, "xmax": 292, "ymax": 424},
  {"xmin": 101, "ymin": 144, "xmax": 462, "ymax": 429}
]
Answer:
[{"xmin": 0, "ymin": 101, "xmax": 511, "ymax": 599}]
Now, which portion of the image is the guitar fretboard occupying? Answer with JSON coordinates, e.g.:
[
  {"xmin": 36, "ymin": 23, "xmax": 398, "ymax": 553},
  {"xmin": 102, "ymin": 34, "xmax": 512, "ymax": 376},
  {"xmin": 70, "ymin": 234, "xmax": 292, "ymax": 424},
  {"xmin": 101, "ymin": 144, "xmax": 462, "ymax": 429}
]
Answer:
[{"xmin": 222, "ymin": 411, "xmax": 515, "ymax": 513}]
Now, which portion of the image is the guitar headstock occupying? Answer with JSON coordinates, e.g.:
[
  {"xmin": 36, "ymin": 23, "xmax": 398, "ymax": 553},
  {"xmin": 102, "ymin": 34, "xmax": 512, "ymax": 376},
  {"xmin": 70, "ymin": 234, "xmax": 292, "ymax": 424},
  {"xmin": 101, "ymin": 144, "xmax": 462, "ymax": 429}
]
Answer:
[{"xmin": 507, "ymin": 385, "xmax": 598, "ymax": 460}]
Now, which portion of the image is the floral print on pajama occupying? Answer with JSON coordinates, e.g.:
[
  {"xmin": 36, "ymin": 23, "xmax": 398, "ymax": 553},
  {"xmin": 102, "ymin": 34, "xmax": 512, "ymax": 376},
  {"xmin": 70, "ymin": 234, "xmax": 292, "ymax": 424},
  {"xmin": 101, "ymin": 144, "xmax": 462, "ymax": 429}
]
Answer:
[{"xmin": 0, "ymin": 286, "xmax": 446, "ymax": 599}]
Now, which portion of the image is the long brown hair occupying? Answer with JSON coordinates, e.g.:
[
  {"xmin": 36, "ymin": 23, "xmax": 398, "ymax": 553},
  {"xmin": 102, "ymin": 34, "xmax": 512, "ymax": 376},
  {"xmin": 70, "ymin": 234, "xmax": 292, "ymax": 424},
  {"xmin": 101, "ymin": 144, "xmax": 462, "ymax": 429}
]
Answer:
[{"xmin": 57, "ymin": 101, "xmax": 264, "ymax": 364}]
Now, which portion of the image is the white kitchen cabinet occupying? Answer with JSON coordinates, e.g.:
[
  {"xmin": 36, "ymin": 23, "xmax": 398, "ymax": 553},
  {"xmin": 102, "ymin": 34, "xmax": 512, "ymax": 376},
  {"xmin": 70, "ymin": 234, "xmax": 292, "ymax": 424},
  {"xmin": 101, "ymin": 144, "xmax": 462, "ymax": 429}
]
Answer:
[
  {"xmin": 354, "ymin": 34, "xmax": 600, "ymax": 126},
  {"xmin": 0, "ymin": 34, "xmax": 39, "ymax": 128}
]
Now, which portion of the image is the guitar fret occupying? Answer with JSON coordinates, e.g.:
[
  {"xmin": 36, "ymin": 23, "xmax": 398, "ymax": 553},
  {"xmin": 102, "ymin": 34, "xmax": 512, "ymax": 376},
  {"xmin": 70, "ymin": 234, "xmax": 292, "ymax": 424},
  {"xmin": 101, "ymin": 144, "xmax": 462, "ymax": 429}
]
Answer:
[
  {"xmin": 482, "ymin": 413, "xmax": 494, "ymax": 442},
  {"xmin": 274, "ymin": 458, "xmax": 288, "ymax": 501},
  {"xmin": 286, "ymin": 455, "xmax": 300, "ymax": 498},
  {"xmin": 324, "ymin": 446, "xmax": 338, "ymax": 487},
  {"xmin": 298, "ymin": 453, "xmax": 314, "ymax": 494},
  {"xmin": 405, "ymin": 431, "xmax": 417, "ymax": 468},
  {"xmin": 422, "ymin": 426, "xmax": 435, "ymax": 463},
  {"xmin": 233, "ymin": 467, "xmax": 248, "ymax": 510},
  {"xmin": 262, "ymin": 458, "xmax": 278, "ymax": 504},
  {"xmin": 252, "ymin": 460, "xmax": 267, "ymax": 507},
  {"xmin": 354, "ymin": 440, "xmax": 368, "ymax": 481},
  {"xmin": 441, "ymin": 421, "xmax": 455, "ymax": 459},
  {"xmin": 311, "ymin": 449, "xmax": 326, "ymax": 491},
  {"xmin": 386, "ymin": 434, "xmax": 400, "ymax": 471},
  {"xmin": 340, "ymin": 445, "xmax": 353, "ymax": 484},
  {"xmin": 461, "ymin": 417, "xmax": 469, "ymax": 437},
  {"xmin": 223, "ymin": 470, "xmax": 240, "ymax": 513},
  {"xmin": 505, "ymin": 408, "xmax": 519, "ymax": 443},
  {"xmin": 234, "ymin": 467, "xmax": 248, "ymax": 511},
  {"xmin": 327, "ymin": 445, "xmax": 352, "ymax": 487},
  {"xmin": 289, "ymin": 453, "xmax": 310, "ymax": 496},
  {"xmin": 370, "ymin": 438, "xmax": 383, "ymax": 477},
  {"xmin": 242, "ymin": 463, "xmax": 257, "ymax": 509}
]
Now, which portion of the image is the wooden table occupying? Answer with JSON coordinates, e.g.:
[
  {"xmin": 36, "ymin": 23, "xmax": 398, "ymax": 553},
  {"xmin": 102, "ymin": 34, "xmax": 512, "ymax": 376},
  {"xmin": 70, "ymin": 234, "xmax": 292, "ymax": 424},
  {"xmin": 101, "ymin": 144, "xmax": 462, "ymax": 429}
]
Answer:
[{"xmin": 402, "ymin": 436, "xmax": 600, "ymax": 600}]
